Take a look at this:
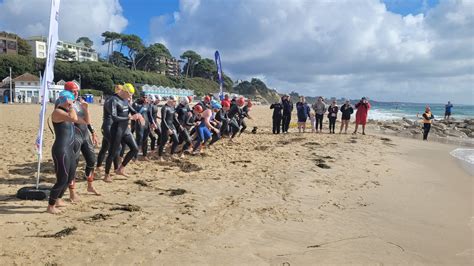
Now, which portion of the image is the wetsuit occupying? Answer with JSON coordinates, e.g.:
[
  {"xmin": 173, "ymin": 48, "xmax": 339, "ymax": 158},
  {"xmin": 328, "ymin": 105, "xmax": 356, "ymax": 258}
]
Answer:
[
  {"xmin": 227, "ymin": 103, "xmax": 242, "ymax": 138},
  {"xmin": 210, "ymin": 109, "xmax": 227, "ymax": 145},
  {"xmin": 158, "ymin": 104, "xmax": 180, "ymax": 156},
  {"xmin": 132, "ymin": 99, "xmax": 153, "ymax": 157},
  {"xmin": 239, "ymin": 106, "xmax": 250, "ymax": 134},
  {"xmin": 176, "ymin": 103, "xmax": 193, "ymax": 152},
  {"xmin": 270, "ymin": 103, "xmax": 283, "ymax": 134},
  {"xmin": 104, "ymin": 95, "xmax": 138, "ymax": 175},
  {"xmin": 49, "ymin": 108, "xmax": 77, "ymax": 206},
  {"xmin": 96, "ymin": 96, "xmax": 119, "ymax": 169},
  {"xmin": 149, "ymin": 103, "xmax": 161, "ymax": 151},
  {"xmin": 282, "ymin": 99, "xmax": 293, "ymax": 133}
]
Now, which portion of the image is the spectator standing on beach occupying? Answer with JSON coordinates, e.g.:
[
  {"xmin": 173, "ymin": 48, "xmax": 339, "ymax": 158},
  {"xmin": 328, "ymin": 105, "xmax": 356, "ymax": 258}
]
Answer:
[
  {"xmin": 270, "ymin": 101, "xmax": 283, "ymax": 134},
  {"xmin": 327, "ymin": 100, "xmax": 339, "ymax": 134},
  {"xmin": 339, "ymin": 100, "xmax": 354, "ymax": 134},
  {"xmin": 312, "ymin": 97, "xmax": 326, "ymax": 133},
  {"xmin": 281, "ymin": 95, "xmax": 293, "ymax": 134},
  {"xmin": 418, "ymin": 106, "xmax": 435, "ymax": 141},
  {"xmin": 296, "ymin": 96, "xmax": 311, "ymax": 133},
  {"xmin": 353, "ymin": 97, "xmax": 371, "ymax": 135},
  {"xmin": 444, "ymin": 101, "xmax": 453, "ymax": 121}
]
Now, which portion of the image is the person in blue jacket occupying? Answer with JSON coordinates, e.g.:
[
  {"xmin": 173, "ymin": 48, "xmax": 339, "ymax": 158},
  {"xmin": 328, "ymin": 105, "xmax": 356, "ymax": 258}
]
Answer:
[{"xmin": 296, "ymin": 96, "xmax": 311, "ymax": 133}]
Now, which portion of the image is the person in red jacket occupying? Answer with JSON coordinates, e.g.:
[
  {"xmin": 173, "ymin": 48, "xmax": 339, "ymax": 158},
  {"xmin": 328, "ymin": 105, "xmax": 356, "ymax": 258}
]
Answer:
[{"xmin": 353, "ymin": 97, "xmax": 371, "ymax": 135}]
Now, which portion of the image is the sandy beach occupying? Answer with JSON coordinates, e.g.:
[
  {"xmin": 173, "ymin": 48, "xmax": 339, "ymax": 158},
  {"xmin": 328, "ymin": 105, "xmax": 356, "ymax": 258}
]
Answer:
[{"xmin": 0, "ymin": 104, "xmax": 472, "ymax": 265}]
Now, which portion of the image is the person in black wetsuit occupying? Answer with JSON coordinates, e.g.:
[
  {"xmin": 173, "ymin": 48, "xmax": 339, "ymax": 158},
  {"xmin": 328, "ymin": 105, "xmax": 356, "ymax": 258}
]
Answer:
[
  {"xmin": 270, "ymin": 101, "xmax": 283, "ymax": 134},
  {"xmin": 217, "ymin": 100, "xmax": 231, "ymax": 137},
  {"xmin": 56, "ymin": 81, "xmax": 100, "ymax": 200},
  {"xmin": 103, "ymin": 83, "xmax": 143, "ymax": 182},
  {"xmin": 158, "ymin": 96, "xmax": 180, "ymax": 161},
  {"xmin": 176, "ymin": 96, "xmax": 193, "ymax": 157},
  {"xmin": 48, "ymin": 90, "xmax": 87, "ymax": 214},
  {"xmin": 149, "ymin": 95, "xmax": 162, "ymax": 151},
  {"xmin": 132, "ymin": 92, "xmax": 154, "ymax": 160},
  {"xmin": 96, "ymin": 85, "xmax": 123, "ymax": 173},
  {"xmin": 208, "ymin": 100, "xmax": 223, "ymax": 145},
  {"xmin": 227, "ymin": 97, "xmax": 246, "ymax": 142},
  {"xmin": 281, "ymin": 95, "xmax": 293, "ymax": 133},
  {"xmin": 238, "ymin": 100, "xmax": 252, "ymax": 137}
]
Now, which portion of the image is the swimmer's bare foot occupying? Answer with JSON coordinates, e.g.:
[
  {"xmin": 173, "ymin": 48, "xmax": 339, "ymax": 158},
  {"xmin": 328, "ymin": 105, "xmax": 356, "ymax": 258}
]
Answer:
[
  {"xmin": 180, "ymin": 153, "xmax": 185, "ymax": 159},
  {"xmin": 103, "ymin": 174, "xmax": 113, "ymax": 183},
  {"xmin": 115, "ymin": 166, "xmax": 127, "ymax": 176},
  {"xmin": 158, "ymin": 156, "xmax": 165, "ymax": 162},
  {"xmin": 55, "ymin": 198, "xmax": 67, "ymax": 207},
  {"xmin": 69, "ymin": 190, "xmax": 80, "ymax": 203},
  {"xmin": 47, "ymin": 205, "xmax": 61, "ymax": 214},
  {"xmin": 140, "ymin": 156, "xmax": 150, "ymax": 162},
  {"xmin": 87, "ymin": 182, "xmax": 101, "ymax": 196}
]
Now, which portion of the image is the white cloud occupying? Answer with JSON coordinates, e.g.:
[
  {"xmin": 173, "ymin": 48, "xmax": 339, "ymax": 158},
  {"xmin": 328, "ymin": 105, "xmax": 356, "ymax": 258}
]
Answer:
[
  {"xmin": 150, "ymin": 0, "xmax": 474, "ymax": 104},
  {"xmin": 0, "ymin": 0, "xmax": 128, "ymax": 55}
]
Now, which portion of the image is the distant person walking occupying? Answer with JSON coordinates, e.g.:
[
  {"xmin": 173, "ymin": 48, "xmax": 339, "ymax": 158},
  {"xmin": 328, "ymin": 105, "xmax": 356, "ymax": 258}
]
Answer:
[
  {"xmin": 327, "ymin": 100, "xmax": 338, "ymax": 134},
  {"xmin": 339, "ymin": 100, "xmax": 354, "ymax": 134},
  {"xmin": 270, "ymin": 101, "xmax": 283, "ymax": 134},
  {"xmin": 312, "ymin": 97, "xmax": 326, "ymax": 133},
  {"xmin": 444, "ymin": 101, "xmax": 453, "ymax": 121},
  {"xmin": 353, "ymin": 97, "xmax": 371, "ymax": 135},
  {"xmin": 418, "ymin": 106, "xmax": 434, "ymax": 140},
  {"xmin": 296, "ymin": 96, "xmax": 311, "ymax": 133},
  {"xmin": 281, "ymin": 95, "xmax": 293, "ymax": 134}
]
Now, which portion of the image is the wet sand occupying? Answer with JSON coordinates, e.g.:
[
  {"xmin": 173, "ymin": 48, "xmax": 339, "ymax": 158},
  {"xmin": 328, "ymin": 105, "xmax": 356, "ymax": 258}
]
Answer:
[{"xmin": 0, "ymin": 104, "xmax": 472, "ymax": 265}]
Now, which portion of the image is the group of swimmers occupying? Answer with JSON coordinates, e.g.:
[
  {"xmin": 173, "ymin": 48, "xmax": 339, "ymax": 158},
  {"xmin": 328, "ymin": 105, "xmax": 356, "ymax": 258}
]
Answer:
[
  {"xmin": 47, "ymin": 82, "xmax": 252, "ymax": 214},
  {"xmin": 271, "ymin": 95, "xmax": 371, "ymax": 135}
]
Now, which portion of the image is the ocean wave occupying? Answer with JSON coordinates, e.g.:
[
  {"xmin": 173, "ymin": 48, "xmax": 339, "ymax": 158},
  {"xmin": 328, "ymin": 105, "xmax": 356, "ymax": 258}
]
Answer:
[
  {"xmin": 368, "ymin": 109, "xmax": 415, "ymax": 121},
  {"xmin": 450, "ymin": 148, "xmax": 474, "ymax": 165}
]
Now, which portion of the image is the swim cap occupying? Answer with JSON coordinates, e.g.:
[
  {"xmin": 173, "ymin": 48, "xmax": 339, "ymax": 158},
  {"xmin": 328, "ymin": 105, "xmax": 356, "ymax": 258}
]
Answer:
[
  {"xmin": 204, "ymin": 95, "xmax": 211, "ymax": 103},
  {"xmin": 222, "ymin": 101, "xmax": 230, "ymax": 108},
  {"xmin": 123, "ymin": 83, "xmax": 135, "ymax": 94},
  {"xmin": 187, "ymin": 95, "xmax": 193, "ymax": 103},
  {"xmin": 169, "ymin": 95, "xmax": 176, "ymax": 101},
  {"xmin": 211, "ymin": 100, "xmax": 221, "ymax": 110},
  {"xmin": 64, "ymin": 81, "xmax": 79, "ymax": 92},
  {"xmin": 180, "ymin": 96, "xmax": 189, "ymax": 105},
  {"xmin": 237, "ymin": 97, "xmax": 245, "ymax": 106},
  {"xmin": 148, "ymin": 95, "xmax": 156, "ymax": 102},
  {"xmin": 156, "ymin": 95, "xmax": 162, "ymax": 101},
  {"xmin": 114, "ymin": 85, "xmax": 123, "ymax": 93},
  {"xmin": 193, "ymin": 104, "xmax": 203, "ymax": 113},
  {"xmin": 58, "ymin": 90, "xmax": 75, "ymax": 104},
  {"xmin": 247, "ymin": 100, "xmax": 253, "ymax": 107}
]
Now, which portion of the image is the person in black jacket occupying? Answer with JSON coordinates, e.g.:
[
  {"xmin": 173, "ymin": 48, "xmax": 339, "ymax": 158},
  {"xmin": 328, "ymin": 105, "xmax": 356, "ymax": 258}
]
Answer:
[
  {"xmin": 270, "ymin": 101, "xmax": 283, "ymax": 134},
  {"xmin": 339, "ymin": 100, "xmax": 354, "ymax": 134},
  {"xmin": 158, "ymin": 96, "xmax": 180, "ymax": 161},
  {"xmin": 281, "ymin": 95, "xmax": 293, "ymax": 133}
]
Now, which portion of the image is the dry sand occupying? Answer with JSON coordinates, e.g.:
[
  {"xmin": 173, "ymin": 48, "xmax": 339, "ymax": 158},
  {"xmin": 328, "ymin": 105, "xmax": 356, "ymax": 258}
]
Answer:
[{"xmin": 0, "ymin": 104, "xmax": 472, "ymax": 265}]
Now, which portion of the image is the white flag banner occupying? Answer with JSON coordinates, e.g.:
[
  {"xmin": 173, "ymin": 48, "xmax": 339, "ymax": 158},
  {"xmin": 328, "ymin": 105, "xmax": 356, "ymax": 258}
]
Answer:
[{"xmin": 35, "ymin": 0, "xmax": 61, "ymax": 159}]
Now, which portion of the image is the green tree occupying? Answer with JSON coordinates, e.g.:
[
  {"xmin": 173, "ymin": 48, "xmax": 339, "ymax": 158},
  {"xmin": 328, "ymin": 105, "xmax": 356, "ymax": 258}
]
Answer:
[
  {"xmin": 101, "ymin": 31, "xmax": 122, "ymax": 64},
  {"xmin": 109, "ymin": 51, "xmax": 130, "ymax": 68},
  {"xmin": 180, "ymin": 50, "xmax": 201, "ymax": 79},
  {"xmin": 136, "ymin": 43, "xmax": 172, "ymax": 72},
  {"xmin": 76, "ymin": 36, "xmax": 93, "ymax": 48},
  {"xmin": 193, "ymin": 58, "xmax": 216, "ymax": 80},
  {"xmin": 0, "ymin": 31, "xmax": 32, "ymax": 56},
  {"xmin": 121, "ymin": 34, "xmax": 145, "ymax": 70},
  {"xmin": 56, "ymin": 49, "xmax": 76, "ymax": 61}
]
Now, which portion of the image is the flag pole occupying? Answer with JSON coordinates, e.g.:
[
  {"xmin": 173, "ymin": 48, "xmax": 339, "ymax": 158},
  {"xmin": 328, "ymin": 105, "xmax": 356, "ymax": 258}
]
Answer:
[{"xmin": 17, "ymin": 0, "xmax": 61, "ymax": 200}]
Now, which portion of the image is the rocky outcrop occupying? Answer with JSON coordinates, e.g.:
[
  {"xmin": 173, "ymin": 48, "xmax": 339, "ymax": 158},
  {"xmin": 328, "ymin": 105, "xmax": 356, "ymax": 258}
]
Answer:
[{"xmin": 371, "ymin": 118, "xmax": 474, "ymax": 139}]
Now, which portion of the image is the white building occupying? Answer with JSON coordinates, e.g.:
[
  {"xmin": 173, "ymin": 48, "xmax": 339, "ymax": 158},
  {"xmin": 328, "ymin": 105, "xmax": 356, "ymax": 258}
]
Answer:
[{"xmin": 27, "ymin": 36, "xmax": 98, "ymax": 62}]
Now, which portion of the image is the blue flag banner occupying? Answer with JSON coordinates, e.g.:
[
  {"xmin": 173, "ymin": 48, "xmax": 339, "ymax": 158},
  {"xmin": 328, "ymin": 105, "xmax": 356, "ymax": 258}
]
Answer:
[{"xmin": 214, "ymin": 51, "xmax": 224, "ymax": 100}]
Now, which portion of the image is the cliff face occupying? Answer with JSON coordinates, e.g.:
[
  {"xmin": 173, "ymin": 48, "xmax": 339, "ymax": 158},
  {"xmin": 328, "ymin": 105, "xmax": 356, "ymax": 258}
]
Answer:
[{"xmin": 233, "ymin": 78, "xmax": 281, "ymax": 104}]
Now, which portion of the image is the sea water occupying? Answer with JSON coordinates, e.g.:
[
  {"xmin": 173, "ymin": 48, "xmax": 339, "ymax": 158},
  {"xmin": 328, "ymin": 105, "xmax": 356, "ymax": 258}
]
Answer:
[
  {"xmin": 450, "ymin": 148, "xmax": 474, "ymax": 175},
  {"xmin": 368, "ymin": 102, "xmax": 474, "ymax": 121}
]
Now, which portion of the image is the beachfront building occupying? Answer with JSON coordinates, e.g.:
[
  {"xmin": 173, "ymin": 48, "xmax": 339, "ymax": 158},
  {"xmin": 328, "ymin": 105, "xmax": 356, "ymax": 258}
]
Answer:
[
  {"xmin": 141, "ymin": 84, "xmax": 193, "ymax": 99},
  {"xmin": 0, "ymin": 73, "xmax": 74, "ymax": 103},
  {"xmin": 27, "ymin": 36, "xmax": 98, "ymax": 62},
  {"xmin": 157, "ymin": 56, "xmax": 181, "ymax": 77},
  {"xmin": 0, "ymin": 33, "xmax": 18, "ymax": 55}
]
